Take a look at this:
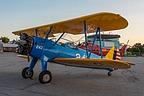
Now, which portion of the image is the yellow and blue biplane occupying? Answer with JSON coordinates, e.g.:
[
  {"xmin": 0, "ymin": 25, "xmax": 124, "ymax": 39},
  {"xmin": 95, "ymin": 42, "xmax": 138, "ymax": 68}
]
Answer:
[{"xmin": 12, "ymin": 12, "xmax": 135, "ymax": 84}]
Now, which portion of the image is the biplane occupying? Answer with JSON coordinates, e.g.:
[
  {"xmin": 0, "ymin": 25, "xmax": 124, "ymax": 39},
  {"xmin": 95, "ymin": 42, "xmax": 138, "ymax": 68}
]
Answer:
[{"xmin": 12, "ymin": 12, "xmax": 134, "ymax": 84}]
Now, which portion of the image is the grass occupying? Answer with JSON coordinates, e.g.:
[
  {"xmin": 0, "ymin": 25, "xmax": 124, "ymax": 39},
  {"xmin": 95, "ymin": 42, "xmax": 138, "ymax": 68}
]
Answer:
[{"xmin": 122, "ymin": 54, "xmax": 137, "ymax": 57}]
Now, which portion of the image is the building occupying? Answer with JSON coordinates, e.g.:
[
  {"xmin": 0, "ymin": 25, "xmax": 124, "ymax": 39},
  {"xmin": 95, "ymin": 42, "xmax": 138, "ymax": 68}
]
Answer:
[
  {"xmin": 87, "ymin": 34, "xmax": 120, "ymax": 49},
  {"xmin": 3, "ymin": 43, "xmax": 17, "ymax": 52},
  {"xmin": 0, "ymin": 40, "xmax": 18, "ymax": 52}
]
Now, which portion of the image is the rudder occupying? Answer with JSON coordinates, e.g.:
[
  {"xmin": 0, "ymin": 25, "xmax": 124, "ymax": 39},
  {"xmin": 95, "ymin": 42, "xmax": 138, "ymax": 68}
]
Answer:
[{"xmin": 105, "ymin": 46, "xmax": 121, "ymax": 60}]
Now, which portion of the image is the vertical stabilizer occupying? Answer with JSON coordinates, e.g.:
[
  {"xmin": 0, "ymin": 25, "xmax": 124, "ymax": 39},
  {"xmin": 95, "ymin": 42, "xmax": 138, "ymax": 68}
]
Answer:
[
  {"xmin": 119, "ymin": 40, "xmax": 129, "ymax": 56},
  {"xmin": 105, "ymin": 46, "xmax": 115, "ymax": 59},
  {"xmin": 119, "ymin": 45, "xmax": 127, "ymax": 56},
  {"xmin": 105, "ymin": 46, "xmax": 121, "ymax": 60}
]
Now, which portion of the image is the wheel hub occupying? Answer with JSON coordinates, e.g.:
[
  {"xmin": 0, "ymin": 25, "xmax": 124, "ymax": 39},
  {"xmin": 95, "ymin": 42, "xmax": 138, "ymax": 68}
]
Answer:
[
  {"xmin": 43, "ymin": 74, "xmax": 50, "ymax": 82},
  {"xmin": 25, "ymin": 70, "xmax": 32, "ymax": 77}
]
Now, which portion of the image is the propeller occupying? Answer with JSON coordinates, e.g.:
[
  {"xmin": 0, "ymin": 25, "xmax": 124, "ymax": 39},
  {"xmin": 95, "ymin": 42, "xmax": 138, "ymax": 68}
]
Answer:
[{"xmin": 16, "ymin": 33, "xmax": 33, "ymax": 62}]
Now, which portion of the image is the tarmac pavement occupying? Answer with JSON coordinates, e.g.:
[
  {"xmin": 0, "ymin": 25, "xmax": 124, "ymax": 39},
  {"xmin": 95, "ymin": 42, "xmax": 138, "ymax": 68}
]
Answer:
[{"xmin": 0, "ymin": 52, "xmax": 144, "ymax": 96}]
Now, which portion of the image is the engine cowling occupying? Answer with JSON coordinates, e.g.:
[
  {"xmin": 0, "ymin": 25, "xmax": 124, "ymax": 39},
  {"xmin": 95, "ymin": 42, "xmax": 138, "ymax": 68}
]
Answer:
[{"xmin": 16, "ymin": 33, "xmax": 33, "ymax": 55}]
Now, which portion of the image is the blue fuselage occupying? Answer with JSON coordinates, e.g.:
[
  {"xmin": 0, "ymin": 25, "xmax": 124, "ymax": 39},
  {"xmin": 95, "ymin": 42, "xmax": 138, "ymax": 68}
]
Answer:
[{"xmin": 30, "ymin": 37, "xmax": 101, "ymax": 61}]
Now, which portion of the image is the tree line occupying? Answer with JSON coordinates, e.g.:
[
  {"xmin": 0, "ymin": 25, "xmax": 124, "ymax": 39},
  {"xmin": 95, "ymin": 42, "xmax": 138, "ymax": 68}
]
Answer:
[
  {"xmin": 0, "ymin": 36, "xmax": 10, "ymax": 43},
  {"xmin": 126, "ymin": 43, "xmax": 144, "ymax": 56}
]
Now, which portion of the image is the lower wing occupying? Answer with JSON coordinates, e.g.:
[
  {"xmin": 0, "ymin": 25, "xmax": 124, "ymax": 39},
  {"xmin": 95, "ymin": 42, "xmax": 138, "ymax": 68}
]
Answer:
[
  {"xmin": 17, "ymin": 55, "xmax": 29, "ymax": 58},
  {"xmin": 53, "ymin": 58, "xmax": 135, "ymax": 69}
]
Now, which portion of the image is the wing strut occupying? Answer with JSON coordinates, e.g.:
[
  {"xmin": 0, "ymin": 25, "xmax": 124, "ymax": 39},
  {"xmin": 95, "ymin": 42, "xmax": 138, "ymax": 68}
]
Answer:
[
  {"xmin": 35, "ymin": 29, "xmax": 38, "ymax": 37},
  {"xmin": 88, "ymin": 27, "xmax": 100, "ymax": 58},
  {"xmin": 45, "ymin": 26, "xmax": 53, "ymax": 40},
  {"xmin": 97, "ymin": 28, "xmax": 103, "ymax": 58},
  {"xmin": 83, "ymin": 21, "xmax": 103, "ymax": 58},
  {"xmin": 83, "ymin": 21, "xmax": 88, "ymax": 58},
  {"xmin": 53, "ymin": 32, "xmax": 65, "ymax": 47}
]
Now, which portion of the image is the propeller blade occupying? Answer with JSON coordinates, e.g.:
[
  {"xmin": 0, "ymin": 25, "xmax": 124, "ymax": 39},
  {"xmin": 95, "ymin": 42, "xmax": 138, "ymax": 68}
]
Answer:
[{"xmin": 27, "ymin": 53, "xmax": 30, "ymax": 62}]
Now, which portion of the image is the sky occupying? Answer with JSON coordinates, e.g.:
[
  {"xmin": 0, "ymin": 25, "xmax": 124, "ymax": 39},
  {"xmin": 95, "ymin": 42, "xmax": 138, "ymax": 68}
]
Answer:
[{"xmin": 0, "ymin": 0, "xmax": 144, "ymax": 46}]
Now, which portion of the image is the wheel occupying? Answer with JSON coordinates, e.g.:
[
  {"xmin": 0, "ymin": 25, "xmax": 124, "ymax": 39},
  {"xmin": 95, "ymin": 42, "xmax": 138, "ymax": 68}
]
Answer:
[
  {"xmin": 39, "ymin": 70, "xmax": 52, "ymax": 84},
  {"xmin": 22, "ymin": 67, "xmax": 33, "ymax": 79},
  {"xmin": 108, "ymin": 71, "xmax": 112, "ymax": 76}
]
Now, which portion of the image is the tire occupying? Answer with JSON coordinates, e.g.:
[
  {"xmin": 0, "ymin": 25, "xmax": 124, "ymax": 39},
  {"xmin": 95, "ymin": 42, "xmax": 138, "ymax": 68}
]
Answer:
[
  {"xmin": 39, "ymin": 70, "xmax": 52, "ymax": 84},
  {"xmin": 108, "ymin": 71, "xmax": 112, "ymax": 76},
  {"xmin": 22, "ymin": 67, "xmax": 33, "ymax": 79}
]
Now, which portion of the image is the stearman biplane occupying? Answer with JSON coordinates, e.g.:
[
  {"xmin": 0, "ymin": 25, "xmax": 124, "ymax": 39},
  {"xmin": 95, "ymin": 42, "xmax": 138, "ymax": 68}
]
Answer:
[{"xmin": 12, "ymin": 12, "xmax": 135, "ymax": 84}]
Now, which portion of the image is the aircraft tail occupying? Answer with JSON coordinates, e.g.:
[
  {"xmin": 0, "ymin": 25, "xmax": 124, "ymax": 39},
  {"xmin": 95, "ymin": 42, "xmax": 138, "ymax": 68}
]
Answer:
[
  {"xmin": 119, "ymin": 40, "xmax": 129, "ymax": 56},
  {"xmin": 105, "ymin": 46, "xmax": 121, "ymax": 60},
  {"xmin": 119, "ymin": 45, "xmax": 127, "ymax": 56}
]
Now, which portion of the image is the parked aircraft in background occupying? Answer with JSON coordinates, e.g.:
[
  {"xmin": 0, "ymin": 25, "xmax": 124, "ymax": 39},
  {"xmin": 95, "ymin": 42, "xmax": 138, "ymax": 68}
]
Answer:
[{"xmin": 78, "ymin": 42, "xmax": 128, "ymax": 60}]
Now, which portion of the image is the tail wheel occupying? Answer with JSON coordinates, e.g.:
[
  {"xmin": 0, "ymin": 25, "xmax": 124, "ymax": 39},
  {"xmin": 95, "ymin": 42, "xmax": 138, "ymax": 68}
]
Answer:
[
  {"xmin": 39, "ymin": 70, "xmax": 52, "ymax": 84},
  {"xmin": 108, "ymin": 71, "xmax": 112, "ymax": 76},
  {"xmin": 22, "ymin": 67, "xmax": 33, "ymax": 79}
]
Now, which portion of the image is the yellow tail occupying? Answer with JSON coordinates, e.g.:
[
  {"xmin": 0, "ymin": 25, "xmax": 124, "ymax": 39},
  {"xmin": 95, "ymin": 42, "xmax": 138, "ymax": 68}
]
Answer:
[
  {"xmin": 105, "ymin": 46, "xmax": 121, "ymax": 60},
  {"xmin": 105, "ymin": 46, "xmax": 115, "ymax": 59}
]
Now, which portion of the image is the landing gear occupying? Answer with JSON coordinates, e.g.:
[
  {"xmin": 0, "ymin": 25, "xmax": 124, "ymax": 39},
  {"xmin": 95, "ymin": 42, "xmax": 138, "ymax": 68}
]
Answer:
[
  {"xmin": 22, "ymin": 67, "xmax": 52, "ymax": 84},
  {"xmin": 108, "ymin": 71, "xmax": 112, "ymax": 76},
  {"xmin": 39, "ymin": 70, "xmax": 52, "ymax": 84},
  {"xmin": 22, "ymin": 67, "xmax": 33, "ymax": 79},
  {"xmin": 108, "ymin": 69, "xmax": 114, "ymax": 76}
]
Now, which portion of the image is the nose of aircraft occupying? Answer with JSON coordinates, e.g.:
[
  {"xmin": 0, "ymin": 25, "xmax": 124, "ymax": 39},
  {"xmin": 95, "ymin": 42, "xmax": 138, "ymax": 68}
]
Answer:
[{"xmin": 16, "ymin": 33, "xmax": 33, "ymax": 55}]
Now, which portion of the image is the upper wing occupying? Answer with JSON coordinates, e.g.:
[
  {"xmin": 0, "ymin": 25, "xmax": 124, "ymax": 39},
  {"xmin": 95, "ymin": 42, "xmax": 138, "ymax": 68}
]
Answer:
[
  {"xmin": 53, "ymin": 58, "xmax": 134, "ymax": 69},
  {"xmin": 12, "ymin": 12, "xmax": 128, "ymax": 38}
]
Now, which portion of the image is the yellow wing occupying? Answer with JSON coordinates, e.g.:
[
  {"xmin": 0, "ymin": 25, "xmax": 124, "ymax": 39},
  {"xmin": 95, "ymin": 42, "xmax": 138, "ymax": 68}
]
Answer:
[
  {"xmin": 53, "ymin": 58, "xmax": 134, "ymax": 69},
  {"xmin": 12, "ymin": 12, "xmax": 128, "ymax": 38},
  {"xmin": 17, "ymin": 55, "xmax": 31, "ymax": 59},
  {"xmin": 17, "ymin": 55, "xmax": 28, "ymax": 58}
]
